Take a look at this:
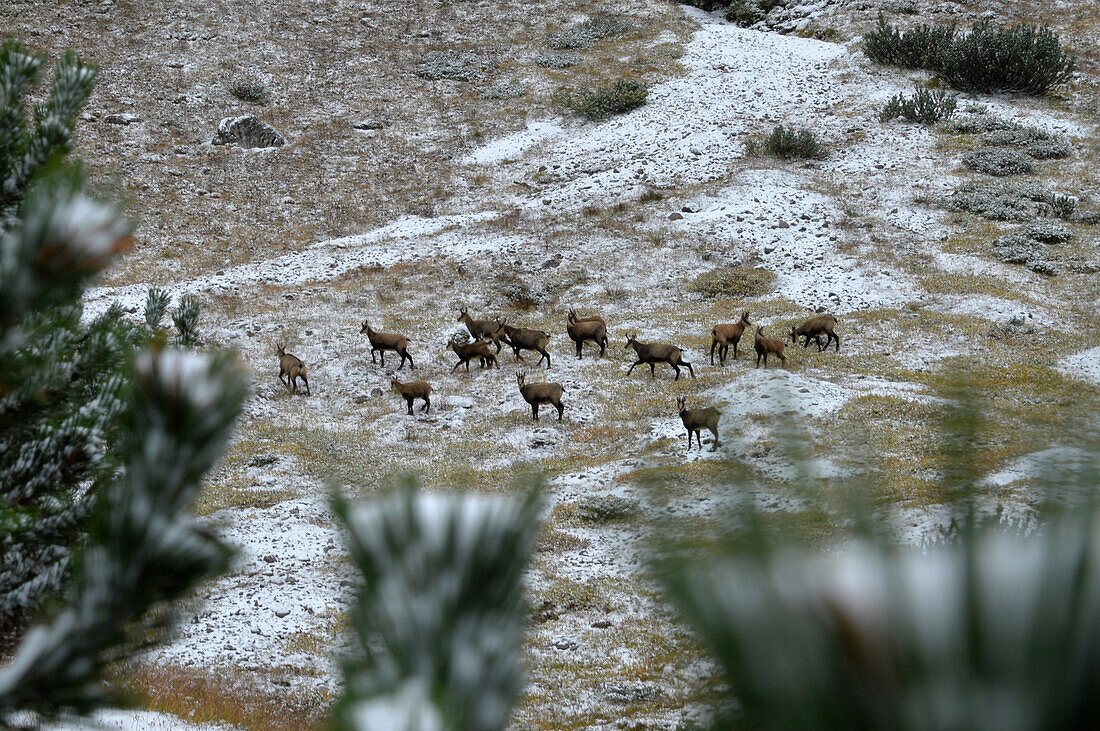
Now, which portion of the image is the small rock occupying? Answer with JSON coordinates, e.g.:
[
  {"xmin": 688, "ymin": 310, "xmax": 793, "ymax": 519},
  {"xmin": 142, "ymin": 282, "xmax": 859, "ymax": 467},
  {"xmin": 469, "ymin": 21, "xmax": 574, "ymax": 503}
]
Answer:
[
  {"xmin": 552, "ymin": 639, "xmax": 577, "ymax": 651},
  {"xmin": 541, "ymin": 253, "xmax": 562, "ymax": 269},
  {"xmin": 274, "ymin": 609, "xmax": 290, "ymax": 618},
  {"xmin": 591, "ymin": 619, "xmax": 612, "ymax": 629},
  {"xmin": 353, "ymin": 120, "xmax": 385, "ymax": 130},
  {"xmin": 212, "ymin": 114, "xmax": 285, "ymax": 148},
  {"xmin": 668, "ymin": 212, "xmax": 684, "ymax": 221},
  {"xmin": 355, "ymin": 395, "xmax": 370, "ymax": 404},
  {"xmin": 681, "ymin": 204, "xmax": 701, "ymax": 213},
  {"xmin": 247, "ymin": 454, "xmax": 278, "ymax": 468},
  {"xmin": 534, "ymin": 600, "xmax": 558, "ymax": 624},
  {"xmin": 775, "ymin": 219, "xmax": 790, "ymax": 229},
  {"xmin": 263, "ymin": 555, "xmax": 277, "ymax": 564},
  {"xmin": 371, "ymin": 387, "xmax": 383, "ymax": 398},
  {"xmin": 105, "ymin": 113, "xmax": 143, "ymax": 125},
  {"xmin": 763, "ymin": 245, "xmax": 776, "ymax": 254}
]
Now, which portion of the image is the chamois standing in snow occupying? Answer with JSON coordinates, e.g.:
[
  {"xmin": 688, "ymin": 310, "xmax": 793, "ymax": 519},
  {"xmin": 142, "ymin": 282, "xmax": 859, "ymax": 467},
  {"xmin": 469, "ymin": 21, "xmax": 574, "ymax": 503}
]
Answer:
[
  {"xmin": 457, "ymin": 306, "xmax": 506, "ymax": 354},
  {"xmin": 448, "ymin": 335, "xmax": 497, "ymax": 372},
  {"xmin": 753, "ymin": 326, "xmax": 787, "ymax": 368},
  {"xmin": 625, "ymin": 333, "xmax": 695, "ymax": 381},
  {"xmin": 391, "ymin": 377, "xmax": 431, "ymax": 415},
  {"xmin": 516, "ymin": 371, "xmax": 565, "ymax": 422},
  {"xmin": 277, "ymin": 344, "xmax": 310, "ymax": 395},
  {"xmin": 790, "ymin": 314, "xmax": 840, "ymax": 352},
  {"xmin": 566, "ymin": 309, "xmax": 608, "ymax": 358},
  {"xmin": 710, "ymin": 311, "xmax": 752, "ymax": 365},
  {"xmin": 501, "ymin": 323, "xmax": 552, "ymax": 369},
  {"xmin": 676, "ymin": 396, "xmax": 720, "ymax": 452},
  {"xmin": 360, "ymin": 321, "xmax": 414, "ymax": 370}
]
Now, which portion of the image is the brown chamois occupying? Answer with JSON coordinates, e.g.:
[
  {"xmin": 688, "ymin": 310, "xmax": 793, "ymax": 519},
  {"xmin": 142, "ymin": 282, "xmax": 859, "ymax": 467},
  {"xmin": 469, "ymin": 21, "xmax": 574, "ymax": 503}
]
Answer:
[
  {"xmin": 566, "ymin": 309, "xmax": 608, "ymax": 359},
  {"xmin": 710, "ymin": 311, "xmax": 752, "ymax": 365},
  {"xmin": 391, "ymin": 377, "xmax": 431, "ymax": 415},
  {"xmin": 676, "ymin": 396, "xmax": 721, "ymax": 452},
  {"xmin": 625, "ymin": 332, "xmax": 695, "ymax": 381},
  {"xmin": 790, "ymin": 314, "xmax": 840, "ymax": 352},
  {"xmin": 501, "ymin": 323, "xmax": 552, "ymax": 369},
  {"xmin": 457, "ymin": 306, "xmax": 506, "ymax": 354},
  {"xmin": 753, "ymin": 326, "xmax": 787, "ymax": 368},
  {"xmin": 360, "ymin": 321, "xmax": 414, "ymax": 370},
  {"xmin": 448, "ymin": 335, "xmax": 497, "ymax": 373},
  {"xmin": 516, "ymin": 371, "xmax": 565, "ymax": 422},
  {"xmin": 276, "ymin": 344, "xmax": 310, "ymax": 396}
]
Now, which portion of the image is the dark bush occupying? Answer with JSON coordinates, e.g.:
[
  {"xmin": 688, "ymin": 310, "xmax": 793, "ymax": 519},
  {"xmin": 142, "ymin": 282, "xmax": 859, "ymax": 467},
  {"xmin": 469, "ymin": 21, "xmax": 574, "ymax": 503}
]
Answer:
[
  {"xmin": 863, "ymin": 13, "xmax": 955, "ymax": 69},
  {"xmin": 229, "ymin": 79, "xmax": 267, "ymax": 104},
  {"xmin": 678, "ymin": 0, "xmax": 729, "ymax": 10},
  {"xmin": 880, "ymin": 87, "xmax": 957, "ymax": 124},
  {"xmin": 762, "ymin": 124, "xmax": 829, "ymax": 160},
  {"xmin": 938, "ymin": 21, "xmax": 1075, "ymax": 94},
  {"xmin": 725, "ymin": 0, "xmax": 783, "ymax": 27},
  {"xmin": 565, "ymin": 78, "xmax": 648, "ymax": 120},
  {"xmin": 865, "ymin": 15, "xmax": 1075, "ymax": 96}
]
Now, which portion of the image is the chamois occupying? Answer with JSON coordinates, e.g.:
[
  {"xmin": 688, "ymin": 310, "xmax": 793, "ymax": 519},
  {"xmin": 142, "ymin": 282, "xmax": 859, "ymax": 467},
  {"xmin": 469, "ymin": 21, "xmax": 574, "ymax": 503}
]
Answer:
[
  {"xmin": 391, "ymin": 377, "xmax": 431, "ymax": 415},
  {"xmin": 516, "ymin": 371, "xmax": 565, "ymax": 422},
  {"xmin": 457, "ymin": 306, "xmax": 506, "ymax": 354},
  {"xmin": 710, "ymin": 311, "xmax": 752, "ymax": 365},
  {"xmin": 790, "ymin": 314, "xmax": 840, "ymax": 352},
  {"xmin": 360, "ymin": 321, "xmax": 414, "ymax": 370},
  {"xmin": 753, "ymin": 326, "xmax": 787, "ymax": 368},
  {"xmin": 276, "ymin": 344, "xmax": 310, "ymax": 396},
  {"xmin": 676, "ymin": 396, "xmax": 720, "ymax": 452},
  {"xmin": 625, "ymin": 333, "xmax": 695, "ymax": 381},
  {"xmin": 448, "ymin": 335, "xmax": 497, "ymax": 372},
  {"xmin": 501, "ymin": 323, "xmax": 552, "ymax": 369},
  {"xmin": 566, "ymin": 309, "xmax": 608, "ymax": 358}
]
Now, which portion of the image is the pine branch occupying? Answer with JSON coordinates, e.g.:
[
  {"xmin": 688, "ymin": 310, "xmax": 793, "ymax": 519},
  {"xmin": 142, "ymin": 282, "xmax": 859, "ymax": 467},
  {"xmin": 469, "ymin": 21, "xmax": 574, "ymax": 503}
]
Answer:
[{"xmin": 332, "ymin": 481, "xmax": 541, "ymax": 731}]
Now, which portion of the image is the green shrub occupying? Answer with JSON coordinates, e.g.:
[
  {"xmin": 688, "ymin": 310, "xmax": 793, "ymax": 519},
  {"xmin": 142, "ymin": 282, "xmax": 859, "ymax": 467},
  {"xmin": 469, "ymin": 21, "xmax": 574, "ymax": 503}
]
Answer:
[
  {"xmin": 688, "ymin": 266, "xmax": 776, "ymax": 299},
  {"xmin": 229, "ymin": 79, "xmax": 267, "ymax": 104},
  {"xmin": 863, "ymin": 13, "xmax": 955, "ymax": 69},
  {"xmin": 879, "ymin": 87, "xmax": 957, "ymax": 124},
  {"xmin": 864, "ymin": 15, "xmax": 1075, "ymax": 96},
  {"xmin": 938, "ymin": 21, "xmax": 1075, "ymax": 94},
  {"xmin": 760, "ymin": 125, "xmax": 829, "ymax": 160},
  {"xmin": 724, "ymin": 0, "xmax": 783, "ymax": 26},
  {"xmin": 565, "ymin": 78, "xmax": 648, "ymax": 121}
]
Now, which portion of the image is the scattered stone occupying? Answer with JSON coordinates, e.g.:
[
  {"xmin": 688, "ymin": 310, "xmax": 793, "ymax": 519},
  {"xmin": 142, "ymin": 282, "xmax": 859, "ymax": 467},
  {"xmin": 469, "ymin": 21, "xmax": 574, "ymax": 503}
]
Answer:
[
  {"xmin": 963, "ymin": 148, "xmax": 1034, "ymax": 177},
  {"xmin": 552, "ymin": 638, "xmax": 577, "ymax": 651},
  {"xmin": 775, "ymin": 219, "xmax": 790, "ymax": 229},
  {"xmin": 274, "ymin": 609, "xmax": 290, "ymax": 618},
  {"xmin": 370, "ymin": 387, "xmax": 383, "ymax": 398},
  {"xmin": 353, "ymin": 120, "xmax": 385, "ymax": 130},
  {"xmin": 764, "ymin": 245, "xmax": 776, "ymax": 254},
  {"xmin": 988, "ymin": 315, "xmax": 1036, "ymax": 339},
  {"xmin": 668, "ymin": 212, "xmax": 683, "ymax": 221},
  {"xmin": 263, "ymin": 555, "xmax": 277, "ymax": 564},
  {"xmin": 354, "ymin": 395, "xmax": 370, "ymax": 404},
  {"xmin": 541, "ymin": 253, "xmax": 562, "ymax": 269},
  {"xmin": 212, "ymin": 115, "xmax": 285, "ymax": 148},
  {"xmin": 681, "ymin": 204, "xmax": 701, "ymax": 213},
  {"xmin": 247, "ymin": 454, "xmax": 278, "ymax": 468},
  {"xmin": 105, "ymin": 113, "xmax": 142, "ymax": 125},
  {"xmin": 591, "ymin": 619, "xmax": 613, "ymax": 629}
]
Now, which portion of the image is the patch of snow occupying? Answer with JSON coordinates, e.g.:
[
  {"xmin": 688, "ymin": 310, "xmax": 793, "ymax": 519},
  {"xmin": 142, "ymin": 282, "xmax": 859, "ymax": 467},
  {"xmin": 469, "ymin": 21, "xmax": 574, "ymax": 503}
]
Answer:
[{"xmin": 1059, "ymin": 346, "xmax": 1100, "ymax": 386}]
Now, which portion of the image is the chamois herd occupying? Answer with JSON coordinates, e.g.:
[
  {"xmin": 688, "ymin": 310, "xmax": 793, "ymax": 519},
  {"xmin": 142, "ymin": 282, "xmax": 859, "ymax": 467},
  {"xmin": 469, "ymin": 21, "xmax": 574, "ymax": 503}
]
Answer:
[{"xmin": 275, "ymin": 308, "xmax": 841, "ymax": 451}]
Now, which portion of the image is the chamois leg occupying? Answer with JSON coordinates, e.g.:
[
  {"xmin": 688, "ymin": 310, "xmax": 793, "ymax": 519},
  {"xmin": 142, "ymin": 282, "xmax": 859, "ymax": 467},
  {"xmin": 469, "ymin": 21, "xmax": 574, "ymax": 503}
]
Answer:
[
  {"xmin": 709, "ymin": 426, "xmax": 720, "ymax": 451},
  {"xmin": 710, "ymin": 339, "xmax": 718, "ymax": 365},
  {"xmin": 777, "ymin": 352, "xmax": 787, "ymax": 366},
  {"xmin": 575, "ymin": 339, "xmax": 583, "ymax": 358},
  {"xmin": 685, "ymin": 429, "xmax": 692, "ymax": 451},
  {"xmin": 531, "ymin": 403, "xmax": 539, "ymax": 421},
  {"xmin": 832, "ymin": 333, "xmax": 840, "ymax": 352},
  {"xmin": 732, "ymin": 341, "xmax": 738, "ymax": 360},
  {"xmin": 539, "ymin": 348, "xmax": 551, "ymax": 369},
  {"xmin": 599, "ymin": 337, "xmax": 607, "ymax": 358},
  {"xmin": 555, "ymin": 400, "xmax": 564, "ymax": 422},
  {"xmin": 451, "ymin": 360, "xmax": 462, "ymax": 373},
  {"xmin": 672, "ymin": 363, "xmax": 681, "ymax": 381},
  {"xmin": 650, "ymin": 363, "xmax": 656, "ymax": 377},
  {"xmin": 627, "ymin": 360, "xmax": 642, "ymax": 376},
  {"xmin": 404, "ymin": 396, "xmax": 414, "ymax": 415},
  {"xmin": 301, "ymin": 374, "xmax": 310, "ymax": 396},
  {"xmin": 684, "ymin": 361, "xmax": 695, "ymax": 379},
  {"xmin": 422, "ymin": 396, "xmax": 430, "ymax": 413}
]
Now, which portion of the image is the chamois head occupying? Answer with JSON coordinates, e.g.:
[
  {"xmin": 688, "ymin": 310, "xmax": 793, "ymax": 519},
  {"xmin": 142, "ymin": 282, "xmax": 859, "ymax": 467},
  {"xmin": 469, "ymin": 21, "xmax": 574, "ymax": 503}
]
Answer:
[
  {"xmin": 624, "ymin": 332, "xmax": 638, "ymax": 349},
  {"xmin": 741, "ymin": 311, "xmax": 752, "ymax": 325},
  {"xmin": 359, "ymin": 320, "xmax": 371, "ymax": 334},
  {"xmin": 457, "ymin": 305, "xmax": 468, "ymax": 322},
  {"xmin": 676, "ymin": 395, "xmax": 687, "ymax": 413},
  {"xmin": 516, "ymin": 371, "xmax": 526, "ymax": 389}
]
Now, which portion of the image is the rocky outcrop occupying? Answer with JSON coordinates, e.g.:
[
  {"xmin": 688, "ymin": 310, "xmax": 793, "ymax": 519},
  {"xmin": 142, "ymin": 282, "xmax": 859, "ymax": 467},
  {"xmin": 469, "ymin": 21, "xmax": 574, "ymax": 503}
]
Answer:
[{"xmin": 212, "ymin": 115, "xmax": 285, "ymax": 148}]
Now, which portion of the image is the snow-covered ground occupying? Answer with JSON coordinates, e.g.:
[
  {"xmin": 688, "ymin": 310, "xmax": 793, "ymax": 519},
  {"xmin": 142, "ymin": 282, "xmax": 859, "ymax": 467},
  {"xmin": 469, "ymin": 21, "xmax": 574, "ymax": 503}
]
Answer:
[{"xmin": 68, "ymin": 3, "xmax": 1100, "ymax": 728}]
